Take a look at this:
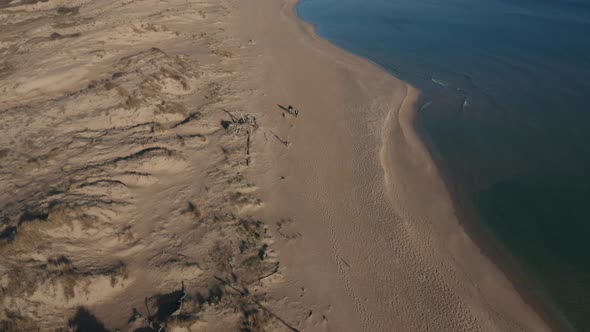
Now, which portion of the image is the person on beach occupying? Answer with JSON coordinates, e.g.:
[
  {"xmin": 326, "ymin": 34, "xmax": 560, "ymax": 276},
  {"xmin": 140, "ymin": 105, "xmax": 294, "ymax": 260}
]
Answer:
[{"xmin": 286, "ymin": 105, "xmax": 299, "ymax": 117}]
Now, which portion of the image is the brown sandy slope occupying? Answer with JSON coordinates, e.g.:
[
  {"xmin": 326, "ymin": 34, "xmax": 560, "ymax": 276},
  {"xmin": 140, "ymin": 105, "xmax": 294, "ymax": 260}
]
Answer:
[
  {"xmin": 0, "ymin": 0, "xmax": 550, "ymax": 331},
  {"xmin": 1, "ymin": 0, "xmax": 287, "ymax": 331}
]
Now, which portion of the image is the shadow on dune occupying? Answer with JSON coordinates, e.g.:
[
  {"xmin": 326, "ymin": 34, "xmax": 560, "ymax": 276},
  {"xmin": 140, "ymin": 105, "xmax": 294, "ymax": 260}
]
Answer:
[{"xmin": 68, "ymin": 307, "xmax": 110, "ymax": 332}]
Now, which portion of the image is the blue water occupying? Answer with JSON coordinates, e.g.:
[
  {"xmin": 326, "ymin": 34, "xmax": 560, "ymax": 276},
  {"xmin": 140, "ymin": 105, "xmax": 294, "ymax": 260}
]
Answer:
[{"xmin": 297, "ymin": 0, "xmax": 590, "ymax": 330}]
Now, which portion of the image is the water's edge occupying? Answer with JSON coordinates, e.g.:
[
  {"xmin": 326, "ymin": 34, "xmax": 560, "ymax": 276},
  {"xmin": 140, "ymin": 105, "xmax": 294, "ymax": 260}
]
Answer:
[
  {"xmin": 412, "ymin": 106, "xmax": 574, "ymax": 332},
  {"xmin": 290, "ymin": 1, "xmax": 573, "ymax": 330}
]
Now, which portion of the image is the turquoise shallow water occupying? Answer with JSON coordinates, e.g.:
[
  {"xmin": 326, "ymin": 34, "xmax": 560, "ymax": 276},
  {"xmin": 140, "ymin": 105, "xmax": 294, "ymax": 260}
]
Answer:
[{"xmin": 297, "ymin": 0, "xmax": 590, "ymax": 330}]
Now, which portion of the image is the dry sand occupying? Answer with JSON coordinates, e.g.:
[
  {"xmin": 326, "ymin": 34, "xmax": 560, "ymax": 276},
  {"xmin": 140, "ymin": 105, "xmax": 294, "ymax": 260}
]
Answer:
[{"xmin": 0, "ymin": 0, "xmax": 551, "ymax": 331}]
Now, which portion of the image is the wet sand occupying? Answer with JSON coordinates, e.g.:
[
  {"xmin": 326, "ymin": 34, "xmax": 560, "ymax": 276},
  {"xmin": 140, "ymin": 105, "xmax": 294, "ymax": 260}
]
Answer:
[{"xmin": 0, "ymin": 0, "xmax": 552, "ymax": 330}]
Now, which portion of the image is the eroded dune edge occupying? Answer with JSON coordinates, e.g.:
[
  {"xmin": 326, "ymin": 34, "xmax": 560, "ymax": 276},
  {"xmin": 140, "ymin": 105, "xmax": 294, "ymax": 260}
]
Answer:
[
  {"xmin": 0, "ymin": 0, "xmax": 551, "ymax": 331},
  {"xmin": 0, "ymin": 0, "xmax": 287, "ymax": 330}
]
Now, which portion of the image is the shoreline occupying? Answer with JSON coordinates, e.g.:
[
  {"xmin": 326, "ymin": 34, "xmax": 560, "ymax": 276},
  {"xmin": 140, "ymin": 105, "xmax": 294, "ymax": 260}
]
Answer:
[
  {"xmin": 270, "ymin": 0, "xmax": 561, "ymax": 330},
  {"xmin": 413, "ymin": 113, "xmax": 575, "ymax": 332},
  {"xmin": 289, "ymin": 2, "xmax": 572, "ymax": 330},
  {"xmin": 290, "ymin": 2, "xmax": 574, "ymax": 330}
]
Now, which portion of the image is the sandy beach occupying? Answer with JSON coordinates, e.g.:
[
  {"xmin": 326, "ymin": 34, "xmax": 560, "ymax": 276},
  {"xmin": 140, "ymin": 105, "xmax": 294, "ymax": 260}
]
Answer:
[{"xmin": 0, "ymin": 0, "xmax": 552, "ymax": 331}]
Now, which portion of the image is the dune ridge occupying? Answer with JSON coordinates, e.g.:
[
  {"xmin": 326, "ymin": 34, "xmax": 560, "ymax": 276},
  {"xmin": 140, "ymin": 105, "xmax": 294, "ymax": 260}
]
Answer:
[{"xmin": 1, "ymin": 0, "xmax": 291, "ymax": 330}]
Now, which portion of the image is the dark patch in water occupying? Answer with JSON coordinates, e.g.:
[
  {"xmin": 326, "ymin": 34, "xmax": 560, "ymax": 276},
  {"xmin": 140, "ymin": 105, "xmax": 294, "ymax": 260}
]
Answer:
[{"xmin": 474, "ymin": 174, "xmax": 590, "ymax": 329}]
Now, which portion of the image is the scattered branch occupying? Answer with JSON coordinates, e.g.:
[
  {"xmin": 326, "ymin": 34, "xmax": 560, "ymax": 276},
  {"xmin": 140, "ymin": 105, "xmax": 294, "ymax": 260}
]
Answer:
[
  {"xmin": 253, "ymin": 299, "xmax": 301, "ymax": 332},
  {"xmin": 215, "ymin": 274, "xmax": 300, "ymax": 332},
  {"xmin": 258, "ymin": 263, "xmax": 280, "ymax": 281},
  {"xmin": 270, "ymin": 131, "xmax": 289, "ymax": 146},
  {"xmin": 214, "ymin": 275, "xmax": 245, "ymax": 295},
  {"xmin": 223, "ymin": 109, "xmax": 238, "ymax": 122},
  {"xmin": 246, "ymin": 130, "xmax": 251, "ymax": 166},
  {"xmin": 341, "ymin": 257, "xmax": 351, "ymax": 269}
]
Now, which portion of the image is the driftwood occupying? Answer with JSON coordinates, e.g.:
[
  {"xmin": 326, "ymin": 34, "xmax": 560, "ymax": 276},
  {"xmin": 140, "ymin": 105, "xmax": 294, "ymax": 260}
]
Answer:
[
  {"xmin": 224, "ymin": 109, "xmax": 238, "ymax": 122},
  {"xmin": 214, "ymin": 275, "xmax": 245, "ymax": 295},
  {"xmin": 270, "ymin": 131, "xmax": 289, "ymax": 146},
  {"xmin": 246, "ymin": 130, "xmax": 251, "ymax": 166},
  {"xmin": 172, "ymin": 281, "xmax": 187, "ymax": 317},
  {"xmin": 144, "ymin": 297, "xmax": 152, "ymax": 320},
  {"xmin": 258, "ymin": 263, "xmax": 280, "ymax": 281},
  {"xmin": 253, "ymin": 299, "xmax": 301, "ymax": 332},
  {"xmin": 222, "ymin": 110, "xmax": 258, "ymax": 136},
  {"xmin": 215, "ymin": 274, "xmax": 300, "ymax": 332},
  {"xmin": 277, "ymin": 104, "xmax": 299, "ymax": 118},
  {"xmin": 340, "ymin": 257, "xmax": 351, "ymax": 269}
]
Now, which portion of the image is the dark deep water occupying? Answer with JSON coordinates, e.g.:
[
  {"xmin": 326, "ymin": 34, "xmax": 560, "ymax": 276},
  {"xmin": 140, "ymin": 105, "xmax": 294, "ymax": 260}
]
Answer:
[{"xmin": 297, "ymin": 0, "xmax": 590, "ymax": 330}]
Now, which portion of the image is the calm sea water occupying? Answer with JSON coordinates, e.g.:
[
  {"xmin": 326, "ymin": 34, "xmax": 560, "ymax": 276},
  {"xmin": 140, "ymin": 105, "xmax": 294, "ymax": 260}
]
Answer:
[{"xmin": 297, "ymin": 0, "xmax": 590, "ymax": 330}]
